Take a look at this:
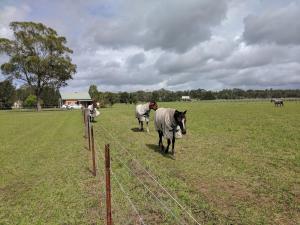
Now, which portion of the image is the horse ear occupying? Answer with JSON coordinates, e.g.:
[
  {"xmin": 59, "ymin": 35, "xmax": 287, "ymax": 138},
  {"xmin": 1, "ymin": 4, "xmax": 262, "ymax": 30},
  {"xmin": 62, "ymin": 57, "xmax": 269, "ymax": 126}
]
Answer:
[{"xmin": 183, "ymin": 110, "xmax": 187, "ymax": 114}]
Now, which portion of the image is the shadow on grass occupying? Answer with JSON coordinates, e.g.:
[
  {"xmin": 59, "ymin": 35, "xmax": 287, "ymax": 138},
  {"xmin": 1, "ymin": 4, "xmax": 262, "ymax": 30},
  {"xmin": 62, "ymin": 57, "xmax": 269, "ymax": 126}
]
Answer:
[
  {"xmin": 146, "ymin": 144, "xmax": 175, "ymax": 160},
  {"xmin": 131, "ymin": 127, "xmax": 143, "ymax": 132}
]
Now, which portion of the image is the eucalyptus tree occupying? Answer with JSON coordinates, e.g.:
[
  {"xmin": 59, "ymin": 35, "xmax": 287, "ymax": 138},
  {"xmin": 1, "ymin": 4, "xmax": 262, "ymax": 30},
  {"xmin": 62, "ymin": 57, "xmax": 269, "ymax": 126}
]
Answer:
[{"xmin": 0, "ymin": 21, "xmax": 76, "ymax": 111}]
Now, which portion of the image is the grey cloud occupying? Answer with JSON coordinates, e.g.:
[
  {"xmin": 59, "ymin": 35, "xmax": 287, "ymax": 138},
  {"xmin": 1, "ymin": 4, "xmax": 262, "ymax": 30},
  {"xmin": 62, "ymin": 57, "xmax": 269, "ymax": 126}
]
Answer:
[
  {"xmin": 90, "ymin": 0, "xmax": 228, "ymax": 52},
  {"xmin": 224, "ymin": 44, "xmax": 300, "ymax": 69},
  {"xmin": 155, "ymin": 37, "xmax": 237, "ymax": 74},
  {"xmin": 243, "ymin": 3, "xmax": 300, "ymax": 45},
  {"xmin": 1, "ymin": 0, "xmax": 300, "ymax": 92},
  {"xmin": 218, "ymin": 63, "xmax": 300, "ymax": 88},
  {"xmin": 126, "ymin": 53, "xmax": 145, "ymax": 67}
]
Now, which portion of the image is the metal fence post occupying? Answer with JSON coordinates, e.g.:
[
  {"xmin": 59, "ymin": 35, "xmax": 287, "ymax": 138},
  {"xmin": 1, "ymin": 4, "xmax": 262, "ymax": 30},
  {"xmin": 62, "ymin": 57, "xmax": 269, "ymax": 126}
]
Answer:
[{"xmin": 105, "ymin": 144, "xmax": 112, "ymax": 225}]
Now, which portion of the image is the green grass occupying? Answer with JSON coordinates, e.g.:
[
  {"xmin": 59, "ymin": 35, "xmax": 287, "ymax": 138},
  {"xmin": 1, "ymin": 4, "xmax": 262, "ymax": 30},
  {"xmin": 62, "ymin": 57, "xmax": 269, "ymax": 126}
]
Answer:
[
  {"xmin": 1, "ymin": 102, "xmax": 299, "ymax": 225},
  {"xmin": 94, "ymin": 102, "xmax": 300, "ymax": 225},
  {"xmin": 0, "ymin": 110, "xmax": 101, "ymax": 225}
]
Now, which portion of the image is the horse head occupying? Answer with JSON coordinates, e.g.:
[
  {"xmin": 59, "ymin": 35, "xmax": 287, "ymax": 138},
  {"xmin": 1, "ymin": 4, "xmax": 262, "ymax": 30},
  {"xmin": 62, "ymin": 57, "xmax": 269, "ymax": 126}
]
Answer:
[
  {"xmin": 174, "ymin": 110, "xmax": 187, "ymax": 135},
  {"xmin": 149, "ymin": 101, "xmax": 158, "ymax": 111}
]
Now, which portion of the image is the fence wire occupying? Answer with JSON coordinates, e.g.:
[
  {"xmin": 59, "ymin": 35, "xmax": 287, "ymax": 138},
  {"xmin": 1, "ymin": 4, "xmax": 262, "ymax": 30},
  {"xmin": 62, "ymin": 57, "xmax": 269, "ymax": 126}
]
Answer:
[{"xmin": 98, "ymin": 124, "xmax": 201, "ymax": 225}]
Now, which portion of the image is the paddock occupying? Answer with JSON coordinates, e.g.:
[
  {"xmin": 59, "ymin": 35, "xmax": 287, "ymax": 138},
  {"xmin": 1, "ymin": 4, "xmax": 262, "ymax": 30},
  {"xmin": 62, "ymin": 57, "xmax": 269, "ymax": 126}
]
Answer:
[{"xmin": 1, "ymin": 101, "xmax": 299, "ymax": 225}]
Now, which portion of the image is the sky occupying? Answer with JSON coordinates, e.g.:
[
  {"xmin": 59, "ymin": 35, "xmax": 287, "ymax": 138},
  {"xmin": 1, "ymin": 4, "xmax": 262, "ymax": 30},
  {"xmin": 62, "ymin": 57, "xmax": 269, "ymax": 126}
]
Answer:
[{"xmin": 0, "ymin": 0, "xmax": 300, "ymax": 92}]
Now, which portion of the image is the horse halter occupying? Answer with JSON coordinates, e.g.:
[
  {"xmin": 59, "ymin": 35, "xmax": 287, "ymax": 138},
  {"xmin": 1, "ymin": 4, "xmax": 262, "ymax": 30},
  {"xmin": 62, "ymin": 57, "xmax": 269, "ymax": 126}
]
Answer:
[
  {"xmin": 174, "ymin": 110, "xmax": 187, "ymax": 134},
  {"xmin": 149, "ymin": 102, "xmax": 158, "ymax": 110}
]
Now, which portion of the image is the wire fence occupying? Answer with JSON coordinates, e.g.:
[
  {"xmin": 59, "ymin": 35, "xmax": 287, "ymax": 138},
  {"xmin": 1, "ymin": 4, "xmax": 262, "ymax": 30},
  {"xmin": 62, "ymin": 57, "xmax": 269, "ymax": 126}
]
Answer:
[{"xmin": 83, "ymin": 108, "xmax": 201, "ymax": 225}]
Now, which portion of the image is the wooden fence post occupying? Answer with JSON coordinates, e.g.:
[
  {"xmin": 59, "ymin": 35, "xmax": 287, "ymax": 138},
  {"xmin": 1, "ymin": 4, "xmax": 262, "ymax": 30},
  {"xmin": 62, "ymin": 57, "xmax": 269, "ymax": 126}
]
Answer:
[
  {"xmin": 84, "ymin": 108, "xmax": 89, "ymax": 139},
  {"xmin": 83, "ymin": 108, "xmax": 86, "ymax": 124},
  {"xmin": 105, "ymin": 144, "xmax": 112, "ymax": 225},
  {"xmin": 87, "ymin": 119, "xmax": 91, "ymax": 151},
  {"xmin": 91, "ymin": 125, "xmax": 96, "ymax": 176}
]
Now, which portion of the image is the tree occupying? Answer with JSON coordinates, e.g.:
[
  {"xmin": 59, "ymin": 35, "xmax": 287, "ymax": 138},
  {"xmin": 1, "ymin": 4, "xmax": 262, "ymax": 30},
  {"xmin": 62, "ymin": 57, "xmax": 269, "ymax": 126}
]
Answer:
[
  {"xmin": 0, "ymin": 21, "xmax": 76, "ymax": 111},
  {"xmin": 16, "ymin": 84, "xmax": 34, "ymax": 102},
  {"xmin": 201, "ymin": 91, "xmax": 216, "ymax": 100},
  {"xmin": 40, "ymin": 86, "xmax": 60, "ymax": 107},
  {"xmin": 23, "ymin": 94, "xmax": 37, "ymax": 108},
  {"xmin": 120, "ymin": 92, "xmax": 129, "ymax": 103},
  {"xmin": 128, "ymin": 93, "xmax": 137, "ymax": 104},
  {"xmin": 151, "ymin": 91, "xmax": 159, "ymax": 102},
  {"xmin": 89, "ymin": 84, "xmax": 98, "ymax": 100},
  {"xmin": 0, "ymin": 80, "xmax": 16, "ymax": 109},
  {"xmin": 105, "ymin": 92, "xmax": 115, "ymax": 107}
]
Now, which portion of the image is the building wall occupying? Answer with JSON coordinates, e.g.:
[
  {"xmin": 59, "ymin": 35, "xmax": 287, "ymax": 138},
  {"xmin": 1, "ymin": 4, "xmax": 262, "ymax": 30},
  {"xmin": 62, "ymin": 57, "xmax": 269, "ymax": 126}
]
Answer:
[
  {"xmin": 62, "ymin": 99, "xmax": 92, "ymax": 107},
  {"xmin": 63, "ymin": 99, "xmax": 78, "ymax": 105}
]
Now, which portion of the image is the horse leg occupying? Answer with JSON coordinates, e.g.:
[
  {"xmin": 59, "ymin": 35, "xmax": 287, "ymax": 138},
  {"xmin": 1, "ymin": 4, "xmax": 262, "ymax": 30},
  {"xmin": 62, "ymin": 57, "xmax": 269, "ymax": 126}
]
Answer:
[
  {"xmin": 140, "ymin": 121, "xmax": 144, "ymax": 131},
  {"xmin": 146, "ymin": 121, "xmax": 149, "ymax": 133},
  {"xmin": 158, "ymin": 131, "xmax": 161, "ymax": 146},
  {"xmin": 165, "ymin": 139, "xmax": 171, "ymax": 154},
  {"xmin": 159, "ymin": 131, "xmax": 164, "ymax": 151},
  {"xmin": 171, "ymin": 134, "xmax": 175, "ymax": 155}
]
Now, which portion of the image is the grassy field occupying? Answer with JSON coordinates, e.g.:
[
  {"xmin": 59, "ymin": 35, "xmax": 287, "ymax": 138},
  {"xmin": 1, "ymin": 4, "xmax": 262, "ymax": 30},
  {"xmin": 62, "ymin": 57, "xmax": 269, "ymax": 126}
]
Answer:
[
  {"xmin": 0, "ymin": 110, "xmax": 101, "ymax": 225},
  {"xmin": 94, "ymin": 101, "xmax": 300, "ymax": 225},
  {"xmin": 1, "ymin": 102, "xmax": 299, "ymax": 225}
]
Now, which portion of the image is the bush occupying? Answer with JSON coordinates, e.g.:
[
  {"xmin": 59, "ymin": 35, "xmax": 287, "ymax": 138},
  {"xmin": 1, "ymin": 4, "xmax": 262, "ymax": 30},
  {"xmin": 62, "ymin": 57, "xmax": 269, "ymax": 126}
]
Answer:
[{"xmin": 24, "ymin": 95, "xmax": 37, "ymax": 107}]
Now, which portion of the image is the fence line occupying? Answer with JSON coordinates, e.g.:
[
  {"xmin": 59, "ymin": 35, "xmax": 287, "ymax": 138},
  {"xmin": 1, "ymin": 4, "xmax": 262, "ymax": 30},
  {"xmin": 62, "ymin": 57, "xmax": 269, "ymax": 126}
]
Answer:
[
  {"xmin": 99, "ymin": 124, "xmax": 201, "ymax": 225},
  {"xmin": 111, "ymin": 169, "xmax": 146, "ymax": 225},
  {"xmin": 84, "ymin": 111, "xmax": 200, "ymax": 224},
  {"xmin": 95, "ymin": 138, "xmax": 146, "ymax": 225},
  {"xmin": 112, "ymin": 155, "xmax": 186, "ymax": 225},
  {"xmin": 96, "ymin": 137, "xmax": 184, "ymax": 224}
]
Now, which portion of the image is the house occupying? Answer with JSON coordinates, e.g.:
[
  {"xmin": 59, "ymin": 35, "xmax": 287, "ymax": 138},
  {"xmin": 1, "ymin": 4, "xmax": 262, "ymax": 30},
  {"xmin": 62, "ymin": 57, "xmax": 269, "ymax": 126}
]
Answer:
[
  {"xmin": 181, "ymin": 96, "xmax": 191, "ymax": 101},
  {"xmin": 12, "ymin": 100, "xmax": 23, "ymax": 109},
  {"xmin": 60, "ymin": 92, "xmax": 92, "ymax": 108}
]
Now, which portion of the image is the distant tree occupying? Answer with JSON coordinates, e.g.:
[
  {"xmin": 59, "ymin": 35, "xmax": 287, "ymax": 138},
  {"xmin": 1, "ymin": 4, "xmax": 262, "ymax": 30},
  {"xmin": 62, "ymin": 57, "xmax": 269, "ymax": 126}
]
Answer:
[
  {"xmin": 0, "ymin": 80, "xmax": 16, "ymax": 109},
  {"xmin": 151, "ymin": 91, "xmax": 159, "ymax": 102},
  {"xmin": 105, "ymin": 92, "xmax": 115, "ymax": 107},
  {"xmin": 24, "ymin": 94, "xmax": 37, "ymax": 107},
  {"xmin": 128, "ymin": 93, "xmax": 137, "ymax": 104},
  {"xmin": 40, "ymin": 86, "xmax": 60, "ymax": 107},
  {"xmin": 16, "ymin": 85, "xmax": 33, "ymax": 102},
  {"xmin": 0, "ymin": 21, "xmax": 76, "ymax": 111},
  {"xmin": 120, "ymin": 92, "xmax": 129, "ymax": 103},
  {"xmin": 201, "ymin": 91, "xmax": 216, "ymax": 100},
  {"xmin": 89, "ymin": 84, "xmax": 98, "ymax": 100}
]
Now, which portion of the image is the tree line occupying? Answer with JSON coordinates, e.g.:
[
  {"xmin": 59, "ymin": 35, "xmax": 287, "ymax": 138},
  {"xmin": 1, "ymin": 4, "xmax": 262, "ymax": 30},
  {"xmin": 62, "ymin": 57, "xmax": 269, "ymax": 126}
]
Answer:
[
  {"xmin": 1, "ymin": 82, "xmax": 300, "ymax": 109},
  {"xmin": 88, "ymin": 85, "xmax": 300, "ymax": 107},
  {"xmin": 0, "ymin": 80, "xmax": 60, "ymax": 109}
]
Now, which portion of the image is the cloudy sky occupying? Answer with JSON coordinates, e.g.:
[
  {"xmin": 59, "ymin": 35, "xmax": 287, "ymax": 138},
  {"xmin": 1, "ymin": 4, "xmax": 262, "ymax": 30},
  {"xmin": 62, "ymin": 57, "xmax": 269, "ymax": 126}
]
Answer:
[{"xmin": 1, "ymin": 0, "xmax": 300, "ymax": 92}]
